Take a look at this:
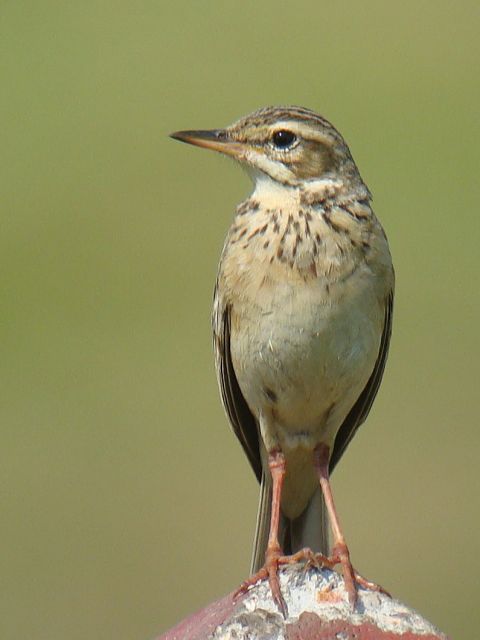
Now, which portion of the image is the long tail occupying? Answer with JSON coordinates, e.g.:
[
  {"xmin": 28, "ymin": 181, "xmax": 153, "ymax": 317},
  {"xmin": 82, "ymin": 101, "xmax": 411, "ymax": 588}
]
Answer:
[{"xmin": 251, "ymin": 472, "xmax": 329, "ymax": 573}]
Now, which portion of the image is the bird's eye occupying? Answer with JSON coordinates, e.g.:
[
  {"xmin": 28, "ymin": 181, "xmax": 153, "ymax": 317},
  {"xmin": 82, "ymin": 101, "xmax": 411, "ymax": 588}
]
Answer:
[{"xmin": 271, "ymin": 130, "xmax": 297, "ymax": 149}]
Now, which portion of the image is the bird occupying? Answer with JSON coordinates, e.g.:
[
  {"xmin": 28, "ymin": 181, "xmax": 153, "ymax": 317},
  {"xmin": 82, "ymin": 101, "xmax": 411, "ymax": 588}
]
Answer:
[{"xmin": 170, "ymin": 106, "xmax": 394, "ymax": 616}]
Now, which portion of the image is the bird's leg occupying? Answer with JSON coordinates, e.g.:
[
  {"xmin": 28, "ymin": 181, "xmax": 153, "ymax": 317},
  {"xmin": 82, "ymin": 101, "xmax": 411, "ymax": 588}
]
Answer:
[
  {"xmin": 262, "ymin": 448, "xmax": 288, "ymax": 615},
  {"xmin": 236, "ymin": 448, "xmax": 291, "ymax": 616},
  {"xmin": 313, "ymin": 443, "xmax": 388, "ymax": 606},
  {"xmin": 313, "ymin": 443, "xmax": 356, "ymax": 604},
  {"xmin": 239, "ymin": 447, "xmax": 377, "ymax": 615}
]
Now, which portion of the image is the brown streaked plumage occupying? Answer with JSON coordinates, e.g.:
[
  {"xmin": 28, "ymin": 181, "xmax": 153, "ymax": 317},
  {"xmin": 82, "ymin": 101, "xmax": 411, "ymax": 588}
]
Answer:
[{"xmin": 170, "ymin": 106, "xmax": 394, "ymax": 617}]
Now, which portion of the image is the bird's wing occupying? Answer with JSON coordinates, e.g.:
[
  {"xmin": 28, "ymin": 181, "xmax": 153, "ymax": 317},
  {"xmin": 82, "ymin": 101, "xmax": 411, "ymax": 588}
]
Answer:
[
  {"xmin": 329, "ymin": 290, "xmax": 394, "ymax": 473},
  {"xmin": 213, "ymin": 286, "xmax": 262, "ymax": 482}
]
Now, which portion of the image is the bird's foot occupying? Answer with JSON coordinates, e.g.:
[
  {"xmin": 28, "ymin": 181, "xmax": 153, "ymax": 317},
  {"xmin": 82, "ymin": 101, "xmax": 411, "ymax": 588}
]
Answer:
[
  {"xmin": 235, "ymin": 544, "xmax": 389, "ymax": 615},
  {"xmin": 311, "ymin": 542, "xmax": 390, "ymax": 607},
  {"xmin": 235, "ymin": 545, "xmax": 316, "ymax": 617}
]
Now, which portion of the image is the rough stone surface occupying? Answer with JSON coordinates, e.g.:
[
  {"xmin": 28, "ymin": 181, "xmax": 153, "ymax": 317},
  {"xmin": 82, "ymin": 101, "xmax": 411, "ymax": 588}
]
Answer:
[{"xmin": 158, "ymin": 565, "xmax": 449, "ymax": 640}]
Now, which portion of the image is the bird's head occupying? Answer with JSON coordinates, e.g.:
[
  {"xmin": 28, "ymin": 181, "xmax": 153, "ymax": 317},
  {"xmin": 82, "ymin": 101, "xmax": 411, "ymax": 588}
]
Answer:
[{"xmin": 170, "ymin": 106, "xmax": 363, "ymax": 188}]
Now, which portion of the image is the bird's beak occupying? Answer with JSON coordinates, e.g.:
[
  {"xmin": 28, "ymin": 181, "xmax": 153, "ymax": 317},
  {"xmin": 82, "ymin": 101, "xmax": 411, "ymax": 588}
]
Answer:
[{"xmin": 169, "ymin": 129, "xmax": 245, "ymax": 159}]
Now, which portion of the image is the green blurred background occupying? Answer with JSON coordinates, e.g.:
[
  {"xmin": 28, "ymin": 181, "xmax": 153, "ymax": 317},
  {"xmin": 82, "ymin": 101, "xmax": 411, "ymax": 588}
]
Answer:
[{"xmin": 2, "ymin": 2, "xmax": 479, "ymax": 638}]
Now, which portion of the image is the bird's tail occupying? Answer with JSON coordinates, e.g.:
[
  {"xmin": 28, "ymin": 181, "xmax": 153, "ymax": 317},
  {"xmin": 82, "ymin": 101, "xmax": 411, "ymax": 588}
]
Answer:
[{"xmin": 251, "ymin": 472, "xmax": 329, "ymax": 573}]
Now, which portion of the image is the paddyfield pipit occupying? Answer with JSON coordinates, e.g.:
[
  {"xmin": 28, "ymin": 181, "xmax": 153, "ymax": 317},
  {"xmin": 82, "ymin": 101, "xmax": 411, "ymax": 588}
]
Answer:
[{"xmin": 170, "ymin": 106, "xmax": 394, "ymax": 615}]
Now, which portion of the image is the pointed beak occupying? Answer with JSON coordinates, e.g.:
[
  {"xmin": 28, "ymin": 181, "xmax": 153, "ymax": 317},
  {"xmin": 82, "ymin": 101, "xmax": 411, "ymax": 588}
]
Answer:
[{"xmin": 169, "ymin": 129, "xmax": 245, "ymax": 158}]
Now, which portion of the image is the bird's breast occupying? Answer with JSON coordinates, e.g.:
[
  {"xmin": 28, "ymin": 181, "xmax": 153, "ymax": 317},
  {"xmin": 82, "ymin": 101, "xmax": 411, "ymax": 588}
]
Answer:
[
  {"xmin": 219, "ymin": 195, "xmax": 392, "ymax": 449},
  {"xmin": 229, "ymin": 265, "xmax": 384, "ymax": 446}
]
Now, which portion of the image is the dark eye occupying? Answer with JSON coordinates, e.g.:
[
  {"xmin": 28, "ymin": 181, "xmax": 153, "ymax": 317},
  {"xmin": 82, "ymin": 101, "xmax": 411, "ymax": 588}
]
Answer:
[{"xmin": 271, "ymin": 130, "xmax": 296, "ymax": 149}]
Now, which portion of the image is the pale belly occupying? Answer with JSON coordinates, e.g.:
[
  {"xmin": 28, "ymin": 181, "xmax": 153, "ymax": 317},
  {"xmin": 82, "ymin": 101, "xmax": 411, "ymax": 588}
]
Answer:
[{"xmin": 230, "ymin": 270, "xmax": 384, "ymax": 515}]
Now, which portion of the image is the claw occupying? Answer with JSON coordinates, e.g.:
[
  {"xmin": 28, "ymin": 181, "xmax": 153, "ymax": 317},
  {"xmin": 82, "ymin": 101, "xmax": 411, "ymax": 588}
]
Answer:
[
  {"xmin": 316, "ymin": 543, "xmax": 389, "ymax": 607},
  {"xmin": 235, "ymin": 550, "xmax": 289, "ymax": 617},
  {"xmin": 354, "ymin": 570, "xmax": 391, "ymax": 598}
]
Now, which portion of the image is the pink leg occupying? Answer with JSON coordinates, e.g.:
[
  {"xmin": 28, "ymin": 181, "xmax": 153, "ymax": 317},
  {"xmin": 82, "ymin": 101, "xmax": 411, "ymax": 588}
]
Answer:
[
  {"xmin": 236, "ymin": 449, "xmax": 319, "ymax": 616},
  {"xmin": 236, "ymin": 449, "xmax": 289, "ymax": 616},
  {"xmin": 313, "ymin": 443, "xmax": 388, "ymax": 606}
]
